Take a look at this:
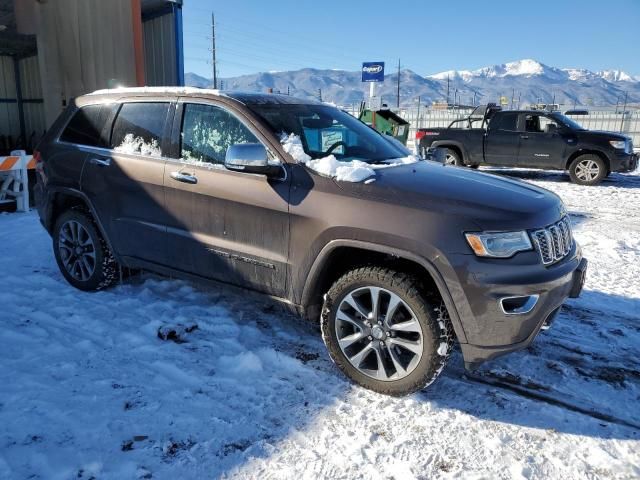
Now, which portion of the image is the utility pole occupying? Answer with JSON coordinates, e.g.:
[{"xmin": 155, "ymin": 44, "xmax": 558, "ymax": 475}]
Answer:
[
  {"xmin": 416, "ymin": 95, "xmax": 421, "ymax": 126},
  {"xmin": 318, "ymin": 88, "xmax": 322, "ymax": 102},
  {"xmin": 211, "ymin": 13, "xmax": 217, "ymax": 89},
  {"xmin": 396, "ymin": 58, "xmax": 401, "ymax": 109}
]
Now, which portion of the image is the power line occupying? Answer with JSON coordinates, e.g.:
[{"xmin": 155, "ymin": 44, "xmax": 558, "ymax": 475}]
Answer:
[
  {"xmin": 184, "ymin": 8, "xmax": 377, "ymax": 59},
  {"xmin": 186, "ymin": 29, "xmax": 365, "ymax": 69},
  {"xmin": 185, "ymin": 36, "xmax": 365, "ymax": 74}
]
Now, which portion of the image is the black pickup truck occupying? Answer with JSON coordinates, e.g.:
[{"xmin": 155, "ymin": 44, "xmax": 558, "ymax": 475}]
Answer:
[{"xmin": 417, "ymin": 105, "xmax": 638, "ymax": 185}]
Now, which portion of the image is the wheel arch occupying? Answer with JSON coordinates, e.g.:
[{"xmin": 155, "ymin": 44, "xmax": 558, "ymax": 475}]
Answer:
[
  {"xmin": 300, "ymin": 240, "xmax": 468, "ymax": 344},
  {"xmin": 46, "ymin": 188, "xmax": 119, "ymax": 261},
  {"xmin": 566, "ymin": 149, "xmax": 610, "ymax": 171},
  {"xmin": 431, "ymin": 141, "xmax": 466, "ymax": 164}
]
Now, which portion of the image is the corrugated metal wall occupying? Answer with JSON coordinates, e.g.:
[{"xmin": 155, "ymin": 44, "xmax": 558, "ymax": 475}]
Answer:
[
  {"xmin": 0, "ymin": 56, "xmax": 20, "ymax": 140},
  {"xmin": 36, "ymin": 0, "xmax": 138, "ymax": 126},
  {"xmin": 143, "ymin": 12, "xmax": 178, "ymax": 86},
  {"xmin": 0, "ymin": 55, "xmax": 45, "ymax": 148},
  {"xmin": 19, "ymin": 56, "xmax": 46, "ymax": 139}
]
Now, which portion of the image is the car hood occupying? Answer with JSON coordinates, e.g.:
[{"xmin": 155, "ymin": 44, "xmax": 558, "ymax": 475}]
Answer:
[
  {"xmin": 340, "ymin": 161, "xmax": 565, "ymax": 231},
  {"xmin": 580, "ymin": 130, "xmax": 628, "ymax": 141}
]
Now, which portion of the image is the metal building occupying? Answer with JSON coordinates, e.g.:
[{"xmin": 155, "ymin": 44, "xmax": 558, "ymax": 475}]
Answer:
[{"xmin": 0, "ymin": 0, "xmax": 184, "ymax": 155}]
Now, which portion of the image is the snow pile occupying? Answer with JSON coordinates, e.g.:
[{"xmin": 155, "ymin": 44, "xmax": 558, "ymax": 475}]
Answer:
[
  {"xmin": 114, "ymin": 134, "xmax": 162, "ymax": 157},
  {"xmin": 280, "ymin": 133, "xmax": 418, "ymax": 183},
  {"xmin": 306, "ymin": 156, "xmax": 376, "ymax": 183}
]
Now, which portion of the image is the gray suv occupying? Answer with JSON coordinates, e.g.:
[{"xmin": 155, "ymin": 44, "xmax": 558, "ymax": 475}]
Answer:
[{"xmin": 34, "ymin": 88, "xmax": 587, "ymax": 396}]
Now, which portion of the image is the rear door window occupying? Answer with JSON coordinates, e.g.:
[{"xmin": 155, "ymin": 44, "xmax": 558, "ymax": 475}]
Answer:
[
  {"xmin": 110, "ymin": 102, "xmax": 170, "ymax": 157},
  {"xmin": 492, "ymin": 112, "xmax": 518, "ymax": 131},
  {"xmin": 180, "ymin": 103, "xmax": 258, "ymax": 165},
  {"xmin": 59, "ymin": 104, "xmax": 116, "ymax": 147}
]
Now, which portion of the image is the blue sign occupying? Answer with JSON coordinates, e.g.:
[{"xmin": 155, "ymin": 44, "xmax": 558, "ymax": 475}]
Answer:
[{"xmin": 362, "ymin": 62, "xmax": 385, "ymax": 82}]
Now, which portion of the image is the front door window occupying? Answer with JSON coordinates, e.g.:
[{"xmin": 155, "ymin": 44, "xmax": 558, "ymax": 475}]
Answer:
[{"xmin": 180, "ymin": 103, "xmax": 259, "ymax": 165}]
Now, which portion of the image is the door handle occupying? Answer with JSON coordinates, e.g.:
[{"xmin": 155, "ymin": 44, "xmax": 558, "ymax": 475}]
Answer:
[
  {"xmin": 520, "ymin": 135, "xmax": 529, "ymax": 139},
  {"xmin": 89, "ymin": 157, "xmax": 111, "ymax": 167},
  {"xmin": 170, "ymin": 171, "xmax": 198, "ymax": 184}
]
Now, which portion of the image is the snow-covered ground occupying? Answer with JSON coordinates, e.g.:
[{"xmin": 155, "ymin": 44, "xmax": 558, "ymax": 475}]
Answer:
[{"xmin": 1, "ymin": 168, "xmax": 639, "ymax": 479}]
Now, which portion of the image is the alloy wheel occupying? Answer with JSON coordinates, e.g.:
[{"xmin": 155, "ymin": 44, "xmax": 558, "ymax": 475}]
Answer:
[
  {"xmin": 335, "ymin": 286, "xmax": 424, "ymax": 381},
  {"xmin": 575, "ymin": 159, "xmax": 600, "ymax": 182},
  {"xmin": 58, "ymin": 220, "xmax": 97, "ymax": 282},
  {"xmin": 445, "ymin": 154, "xmax": 457, "ymax": 165}
]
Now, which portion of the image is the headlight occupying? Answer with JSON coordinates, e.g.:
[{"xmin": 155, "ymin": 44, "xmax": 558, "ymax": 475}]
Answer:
[
  {"xmin": 609, "ymin": 140, "xmax": 626, "ymax": 150},
  {"xmin": 465, "ymin": 231, "xmax": 532, "ymax": 258}
]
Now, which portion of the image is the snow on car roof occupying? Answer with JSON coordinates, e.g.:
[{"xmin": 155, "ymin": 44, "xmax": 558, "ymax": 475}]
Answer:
[
  {"xmin": 86, "ymin": 87, "xmax": 320, "ymax": 106},
  {"xmin": 87, "ymin": 86, "xmax": 224, "ymax": 96}
]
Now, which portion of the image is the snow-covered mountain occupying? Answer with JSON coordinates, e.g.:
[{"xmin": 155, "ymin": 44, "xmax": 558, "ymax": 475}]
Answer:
[{"xmin": 185, "ymin": 59, "xmax": 640, "ymax": 108}]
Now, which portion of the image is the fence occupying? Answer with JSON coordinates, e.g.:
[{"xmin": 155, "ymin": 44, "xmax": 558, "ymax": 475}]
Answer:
[{"xmin": 345, "ymin": 106, "xmax": 640, "ymax": 147}]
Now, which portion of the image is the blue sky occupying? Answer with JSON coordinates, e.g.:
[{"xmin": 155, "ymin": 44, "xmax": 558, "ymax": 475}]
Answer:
[{"xmin": 182, "ymin": 0, "xmax": 640, "ymax": 79}]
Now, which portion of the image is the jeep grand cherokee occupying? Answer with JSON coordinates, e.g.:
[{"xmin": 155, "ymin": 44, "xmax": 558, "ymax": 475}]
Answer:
[{"xmin": 34, "ymin": 88, "xmax": 587, "ymax": 396}]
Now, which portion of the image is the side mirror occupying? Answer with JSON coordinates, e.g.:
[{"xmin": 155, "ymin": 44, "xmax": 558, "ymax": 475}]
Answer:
[
  {"xmin": 546, "ymin": 123, "xmax": 558, "ymax": 134},
  {"xmin": 224, "ymin": 143, "xmax": 282, "ymax": 177}
]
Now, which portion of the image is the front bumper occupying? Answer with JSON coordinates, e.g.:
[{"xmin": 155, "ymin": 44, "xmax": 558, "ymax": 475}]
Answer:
[
  {"xmin": 611, "ymin": 152, "xmax": 638, "ymax": 173},
  {"xmin": 435, "ymin": 246, "xmax": 587, "ymax": 369}
]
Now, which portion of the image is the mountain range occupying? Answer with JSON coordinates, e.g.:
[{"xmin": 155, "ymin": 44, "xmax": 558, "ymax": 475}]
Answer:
[{"xmin": 185, "ymin": 59, "xmax": 640, "ymax": 108}]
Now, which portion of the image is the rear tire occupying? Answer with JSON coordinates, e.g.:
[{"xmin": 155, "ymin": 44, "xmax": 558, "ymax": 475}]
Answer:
[
  {"xmin": 53, "ymin": 208, "xmax": 118, "ymax": 291},
  {"xmin": 321, "ymin": 267, "xmax": 453, "ymax": 396},
  {"xmin": 444, "ymin": 148, "xmax": 463, "ymax": 166},
  {"xmin": 568, "ymin": 154, "xmax": 606, "ymax": 185}
]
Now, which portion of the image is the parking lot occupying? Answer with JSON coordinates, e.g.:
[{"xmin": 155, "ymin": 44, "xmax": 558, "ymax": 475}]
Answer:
[{"xmin": 1, "ymin": 168, "xmax": 639, "ymax": 479}]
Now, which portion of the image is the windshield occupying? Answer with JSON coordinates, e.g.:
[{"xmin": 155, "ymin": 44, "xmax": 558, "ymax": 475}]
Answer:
[
  {"xmin": 247, "ymin": 104, "xmax": 408, "ymax": 163},
  {"xmin": 550, "ymin": 112, "xmax": 586, "ymax": 131}
]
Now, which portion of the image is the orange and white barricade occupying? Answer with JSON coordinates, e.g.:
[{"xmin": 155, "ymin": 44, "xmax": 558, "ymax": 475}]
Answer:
[{"xmin": 0, "ymin": 150, "xmax": 34, "ymax": 212}]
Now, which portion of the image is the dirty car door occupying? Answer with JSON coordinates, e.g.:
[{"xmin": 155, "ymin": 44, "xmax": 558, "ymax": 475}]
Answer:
[
  {"xmin": 81, "ymin": 100, "xmax": 174, "ymax": 265},
  {"xmin": 163, "ymin": 101, "xmax": 290, "ymax": 297}
]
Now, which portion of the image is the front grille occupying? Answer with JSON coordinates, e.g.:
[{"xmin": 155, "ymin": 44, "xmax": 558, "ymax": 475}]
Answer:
[{"xmin": 531, "ymin": 217, "xmax": 573, "ymax": 265}]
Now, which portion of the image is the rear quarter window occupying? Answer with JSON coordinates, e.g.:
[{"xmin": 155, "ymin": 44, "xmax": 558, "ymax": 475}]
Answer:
[
  {"xmin": 59, "ymin": 104, "xmax": 116, "ymax": 147},
  {"xmin": 110, "ymin": 102, "xmax": 170, "ymax": 156}
]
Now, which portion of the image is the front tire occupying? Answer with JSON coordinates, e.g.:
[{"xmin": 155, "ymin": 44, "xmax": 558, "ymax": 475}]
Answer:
[
  {"xmin": 53, "ymin": 209, "xmax": 118, "ymax": 291},
  {"xmin": 321, "ymin": 267, "xmax": 453, "ymax": 396},
  {"xmin": 568, "ymin": 154, "xmax": 606, "ymax": 185}
]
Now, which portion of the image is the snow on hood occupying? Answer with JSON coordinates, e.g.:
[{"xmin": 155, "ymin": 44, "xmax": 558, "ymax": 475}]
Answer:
[{"xmin": 279, "ymin": 133, "xmax": 418, "ymax": 183}]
